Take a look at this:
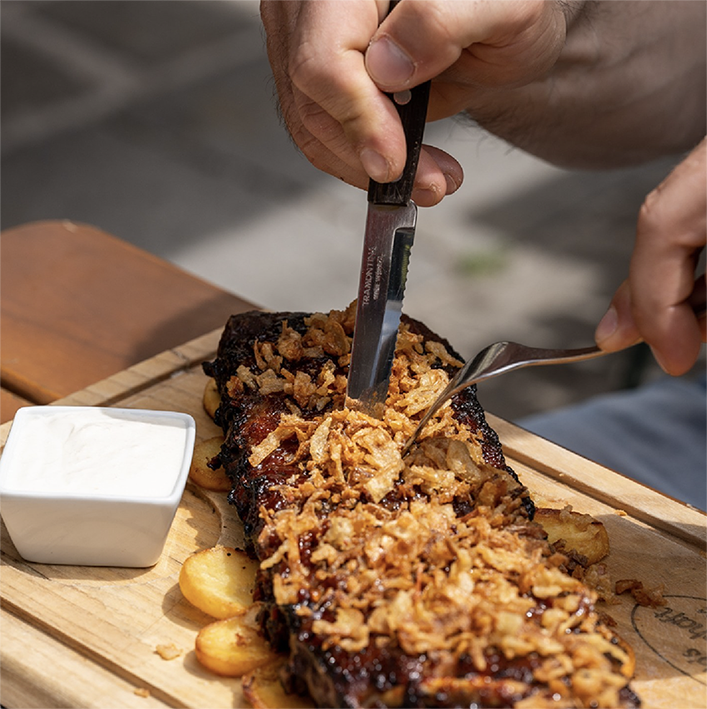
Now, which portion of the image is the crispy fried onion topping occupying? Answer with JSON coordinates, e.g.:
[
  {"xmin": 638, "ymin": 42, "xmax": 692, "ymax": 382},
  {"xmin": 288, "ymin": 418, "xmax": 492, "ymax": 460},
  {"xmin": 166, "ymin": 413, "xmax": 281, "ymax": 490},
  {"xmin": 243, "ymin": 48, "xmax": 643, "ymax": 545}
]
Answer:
[{"xmin": 242, "ymin": 307, "xmax": 632, "ymax": 707}]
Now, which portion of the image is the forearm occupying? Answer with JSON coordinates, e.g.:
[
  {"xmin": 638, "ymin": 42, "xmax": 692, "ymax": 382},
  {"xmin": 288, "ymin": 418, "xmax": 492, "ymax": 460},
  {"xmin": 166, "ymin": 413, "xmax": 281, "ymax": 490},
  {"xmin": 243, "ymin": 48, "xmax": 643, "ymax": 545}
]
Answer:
[{"xmin": 467, "ymin": 0, "xmax": 706, "ymax": 168}]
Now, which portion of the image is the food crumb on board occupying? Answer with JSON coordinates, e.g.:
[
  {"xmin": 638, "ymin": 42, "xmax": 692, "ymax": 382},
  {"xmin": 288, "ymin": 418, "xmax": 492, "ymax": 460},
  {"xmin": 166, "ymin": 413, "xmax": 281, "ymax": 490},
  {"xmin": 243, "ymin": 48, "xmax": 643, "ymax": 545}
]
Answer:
[
  {"xmin": 615, "ymin": 578, "xmax": 667, "ymax": 607},
  {"xmin": 134, "ymin": 688, "xmax": 151, "ymax": 698},
  {"xmin": 615, "ymin": 509, "xmax": 628, "ymax": 516},
  {"xmin": 156, "ymin": 643, "xmax": 183, "ymax": 660}
]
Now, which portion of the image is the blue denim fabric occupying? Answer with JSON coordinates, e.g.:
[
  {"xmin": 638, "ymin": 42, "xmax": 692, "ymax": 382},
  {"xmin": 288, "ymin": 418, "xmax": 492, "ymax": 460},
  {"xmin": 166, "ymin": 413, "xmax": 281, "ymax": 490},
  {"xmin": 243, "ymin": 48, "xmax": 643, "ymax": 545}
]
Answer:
[{"xmin": 517, "ymin": 374, "xmax": 707, "ymax": 511}]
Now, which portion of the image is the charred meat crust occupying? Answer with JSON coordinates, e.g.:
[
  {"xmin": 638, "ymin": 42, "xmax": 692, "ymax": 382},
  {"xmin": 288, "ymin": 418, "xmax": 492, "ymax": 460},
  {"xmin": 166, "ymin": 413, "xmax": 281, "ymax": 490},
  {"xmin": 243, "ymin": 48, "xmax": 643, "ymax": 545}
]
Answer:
[
  {"xmin": 202, "ymin": 308, "xmax": 639, "ymax": 709},
  {"xmin": 202, "ymin": 310, "xmax": 529, "ymax": 528}
]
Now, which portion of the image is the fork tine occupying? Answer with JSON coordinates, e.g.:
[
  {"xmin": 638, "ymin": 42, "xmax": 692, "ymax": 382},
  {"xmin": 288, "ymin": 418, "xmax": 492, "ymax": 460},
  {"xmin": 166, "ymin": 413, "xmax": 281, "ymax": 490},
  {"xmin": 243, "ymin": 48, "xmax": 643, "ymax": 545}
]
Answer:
[{"xmin": 401, "ymin": 342, "xmax": 604, "ymax": 457}]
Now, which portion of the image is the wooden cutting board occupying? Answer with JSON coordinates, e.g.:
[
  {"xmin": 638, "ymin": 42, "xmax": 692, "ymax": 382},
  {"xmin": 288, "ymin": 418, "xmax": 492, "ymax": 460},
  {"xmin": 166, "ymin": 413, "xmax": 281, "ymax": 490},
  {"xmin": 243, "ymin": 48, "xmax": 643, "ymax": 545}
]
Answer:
[{"xmin": 1, "ymin": 329, "xmax": 705, "ymax": 709}]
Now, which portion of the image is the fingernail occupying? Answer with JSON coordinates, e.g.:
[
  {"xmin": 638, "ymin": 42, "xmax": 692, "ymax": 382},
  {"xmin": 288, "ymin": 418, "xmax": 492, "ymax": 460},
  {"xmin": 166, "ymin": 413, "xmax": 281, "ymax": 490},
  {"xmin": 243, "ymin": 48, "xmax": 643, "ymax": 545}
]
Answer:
[
  {"xmin": 650, "ymin": 346, "xmax": 671, "ymax": 374},
  {"xmin": 444, "ymin": 172, "xmax": 460, "ymax": 195},
  {"xmin": 595, "ymin": 306, "xmax": 618, "ymax": 344},
  {"xmin": 412, "ymin": 182, "xmax": 441, "ymax": 206},
  {"xmin": 360, "ymin": 148, "xmax": 390, "ymax": 182},
  {"xmin": 366, "ymin": 36, "xmax": 414, "ymax": 87}
]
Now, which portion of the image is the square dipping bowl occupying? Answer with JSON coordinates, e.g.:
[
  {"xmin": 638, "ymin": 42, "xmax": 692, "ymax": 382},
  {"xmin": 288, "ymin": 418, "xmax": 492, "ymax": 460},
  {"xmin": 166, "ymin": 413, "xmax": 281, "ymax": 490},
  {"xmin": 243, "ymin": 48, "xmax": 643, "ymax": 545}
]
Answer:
[{"xmin": 0, "ymin": 406, "xmax": 196, "ymax": 567}]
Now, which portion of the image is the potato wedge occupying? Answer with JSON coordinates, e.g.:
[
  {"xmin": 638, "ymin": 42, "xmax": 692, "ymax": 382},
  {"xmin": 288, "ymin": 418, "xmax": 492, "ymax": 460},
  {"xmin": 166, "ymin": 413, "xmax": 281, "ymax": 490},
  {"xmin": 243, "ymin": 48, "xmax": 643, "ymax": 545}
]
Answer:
[
  {"xmin": 535, "ymin": 506, "xmax": 610, "ymax": 565},
  {"xmin": 243, "ymin": 659, "xmax": 313, "ymax": 709},
  {"xmin": 179, "ymin": 546, "xmax": 258, "ymax": 619},
  {"xmin": 203, "ymin": 377, "xmax": 220, "ymax": 420},
  {"xmin": 195, "ymin": 614, "xmax": 277, "ymax": 677},
  {"xmin": 189, "ymin": 436, "xmax": 230, "ymax": 491}
]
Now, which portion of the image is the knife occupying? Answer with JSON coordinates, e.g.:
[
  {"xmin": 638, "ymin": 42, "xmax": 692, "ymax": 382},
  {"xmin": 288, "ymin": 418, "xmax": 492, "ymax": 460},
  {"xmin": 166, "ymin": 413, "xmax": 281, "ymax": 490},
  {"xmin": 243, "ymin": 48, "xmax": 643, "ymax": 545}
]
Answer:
[{"xmin": 346, "ymin": 69, "xmax": 431, "ymax": 417}]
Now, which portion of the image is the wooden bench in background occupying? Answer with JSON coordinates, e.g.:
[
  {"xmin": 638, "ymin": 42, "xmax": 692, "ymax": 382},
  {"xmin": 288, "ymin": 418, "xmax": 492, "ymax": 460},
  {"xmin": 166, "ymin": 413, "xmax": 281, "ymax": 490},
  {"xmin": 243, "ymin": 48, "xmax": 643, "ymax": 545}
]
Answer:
[{"xmin": 0, "ymin": 220, "xmax": 256, "ymax": 423}]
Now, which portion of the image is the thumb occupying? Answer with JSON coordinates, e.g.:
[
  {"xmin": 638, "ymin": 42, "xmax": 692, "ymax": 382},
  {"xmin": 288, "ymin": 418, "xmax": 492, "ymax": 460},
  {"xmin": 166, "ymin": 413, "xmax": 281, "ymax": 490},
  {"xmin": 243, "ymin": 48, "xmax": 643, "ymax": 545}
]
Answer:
[{"xmin": 595, "ymin": 280, "xmax": 642, "ymax": 353}]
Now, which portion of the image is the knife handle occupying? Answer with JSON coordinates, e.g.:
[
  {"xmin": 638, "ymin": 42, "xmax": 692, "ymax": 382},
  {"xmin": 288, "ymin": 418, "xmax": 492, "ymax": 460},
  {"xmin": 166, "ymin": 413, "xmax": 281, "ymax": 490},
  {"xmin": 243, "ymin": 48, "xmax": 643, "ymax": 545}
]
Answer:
[{"xmin": 368, "ymin": 0, "xmax": 431, "ymax": 207}]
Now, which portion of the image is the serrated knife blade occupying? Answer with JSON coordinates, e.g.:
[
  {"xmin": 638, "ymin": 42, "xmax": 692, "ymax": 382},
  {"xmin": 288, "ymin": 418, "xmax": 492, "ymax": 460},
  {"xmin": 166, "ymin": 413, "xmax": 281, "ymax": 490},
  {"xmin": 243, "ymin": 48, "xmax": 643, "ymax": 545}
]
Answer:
[{"xmin": 346, "ymin": 78, "xmax": 431, "ymax": 417}]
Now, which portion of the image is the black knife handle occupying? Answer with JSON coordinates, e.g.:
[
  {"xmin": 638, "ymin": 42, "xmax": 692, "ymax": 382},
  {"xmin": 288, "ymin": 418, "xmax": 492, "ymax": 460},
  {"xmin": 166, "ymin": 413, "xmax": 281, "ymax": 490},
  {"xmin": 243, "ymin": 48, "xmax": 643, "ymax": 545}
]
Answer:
[
  {"xmin": 368, "ymin": 81, "xmax": 431, "ymax": 207},
  {"xmin": 367, "ymin": 0, "xmax": 431, "ymax": 207}
]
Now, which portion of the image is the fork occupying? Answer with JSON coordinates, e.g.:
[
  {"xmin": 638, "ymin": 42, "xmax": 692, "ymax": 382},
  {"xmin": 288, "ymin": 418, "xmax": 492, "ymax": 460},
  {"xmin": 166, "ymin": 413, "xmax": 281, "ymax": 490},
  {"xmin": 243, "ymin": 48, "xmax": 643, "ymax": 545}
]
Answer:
[
  {"xmin": 401, "ymin": 295, "xmax": 707, "ymax": 456},
  {"xmin": 401, "ymin": 341, "xmax": 606, "ymax": 456}
]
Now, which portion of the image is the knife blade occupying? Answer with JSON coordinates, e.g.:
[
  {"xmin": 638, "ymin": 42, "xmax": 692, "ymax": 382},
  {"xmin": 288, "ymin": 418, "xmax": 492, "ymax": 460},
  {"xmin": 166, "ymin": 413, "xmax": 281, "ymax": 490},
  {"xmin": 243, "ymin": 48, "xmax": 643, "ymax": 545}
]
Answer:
[{"xmin": 346, "ymin": 77, "xmax": 431, "ymax": 417}]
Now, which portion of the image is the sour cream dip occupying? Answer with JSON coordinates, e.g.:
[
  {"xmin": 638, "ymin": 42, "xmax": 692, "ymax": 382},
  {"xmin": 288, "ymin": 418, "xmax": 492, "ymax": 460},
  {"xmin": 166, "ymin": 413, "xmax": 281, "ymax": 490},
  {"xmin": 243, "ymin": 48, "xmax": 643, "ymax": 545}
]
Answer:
[{"xmin": 2, "ymin": 407, "xmax": 192, "ymax": 498}]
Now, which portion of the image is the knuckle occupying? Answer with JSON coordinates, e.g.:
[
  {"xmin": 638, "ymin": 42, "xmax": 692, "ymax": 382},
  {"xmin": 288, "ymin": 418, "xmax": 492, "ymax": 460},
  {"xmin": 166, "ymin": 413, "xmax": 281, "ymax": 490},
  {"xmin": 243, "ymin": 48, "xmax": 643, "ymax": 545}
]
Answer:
[
  {"xmin": 289, "ymin": 41, "xmax": 320, "ymax": 92},
  {"xmin": 637, "ymin": 186, "xmax": 668, "ymax": 235},
  {"xmin": 407, "ymin": 2, "xmax": 455, "ymax": 54},
  {"xmin": 289, "ymin": 44, "xmax": 363, "ymax": 127},
  {"xmin": 413, "ymin": 1, "xmax": 448, "ymax": 38}
]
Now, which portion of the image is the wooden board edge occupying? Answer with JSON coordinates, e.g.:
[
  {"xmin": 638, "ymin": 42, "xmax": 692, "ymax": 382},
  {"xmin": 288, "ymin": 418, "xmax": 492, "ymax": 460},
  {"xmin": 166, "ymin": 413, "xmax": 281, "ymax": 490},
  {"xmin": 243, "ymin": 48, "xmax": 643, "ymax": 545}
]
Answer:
[
  {"xmin": 488, "ymin": 414, "xmax": 707, "ymax": 550},
  {"xmin": 0, "ymin": 328, "xmax": 223, "ymax": 446}
]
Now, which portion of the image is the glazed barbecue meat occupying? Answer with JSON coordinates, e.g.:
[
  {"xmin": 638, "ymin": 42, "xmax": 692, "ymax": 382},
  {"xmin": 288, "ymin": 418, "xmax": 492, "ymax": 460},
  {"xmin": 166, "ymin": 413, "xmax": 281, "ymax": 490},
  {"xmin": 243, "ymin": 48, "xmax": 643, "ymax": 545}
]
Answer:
[{"xmin": 203, "ymin": 305, "xmax": 639, "ymax": 709}]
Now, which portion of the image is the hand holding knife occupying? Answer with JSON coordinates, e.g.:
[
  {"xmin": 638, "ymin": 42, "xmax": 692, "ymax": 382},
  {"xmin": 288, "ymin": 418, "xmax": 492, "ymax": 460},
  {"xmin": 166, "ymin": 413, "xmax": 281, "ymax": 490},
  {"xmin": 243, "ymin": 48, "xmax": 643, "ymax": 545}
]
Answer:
[{"xmin": 346, "ymin": 3, "xmax": 431, "ymax": 417}]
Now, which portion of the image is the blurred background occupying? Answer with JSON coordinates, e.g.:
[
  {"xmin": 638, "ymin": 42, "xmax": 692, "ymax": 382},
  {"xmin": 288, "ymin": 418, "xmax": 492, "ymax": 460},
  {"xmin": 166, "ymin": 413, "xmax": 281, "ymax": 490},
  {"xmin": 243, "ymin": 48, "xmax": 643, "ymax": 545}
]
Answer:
[{"xmin": 2, "ymin": 0, "xmax": 702, "ymax": 424}]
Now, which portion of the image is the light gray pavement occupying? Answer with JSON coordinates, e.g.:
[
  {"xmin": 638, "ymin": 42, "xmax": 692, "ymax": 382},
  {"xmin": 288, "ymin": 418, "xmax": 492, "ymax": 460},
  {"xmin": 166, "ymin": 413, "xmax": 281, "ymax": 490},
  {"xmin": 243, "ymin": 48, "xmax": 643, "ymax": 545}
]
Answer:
[{"xmin": 2, "ymin": 0, "xmax": 703, "ymax": 423}]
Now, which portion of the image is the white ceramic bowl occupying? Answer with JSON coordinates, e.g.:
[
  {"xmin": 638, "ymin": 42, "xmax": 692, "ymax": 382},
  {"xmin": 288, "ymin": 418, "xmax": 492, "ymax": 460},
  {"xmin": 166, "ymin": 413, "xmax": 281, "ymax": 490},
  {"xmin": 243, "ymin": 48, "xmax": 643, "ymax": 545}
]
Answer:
[{"xmin": 0, "ymin": 406, "xmax": 195, "ymax": 567}]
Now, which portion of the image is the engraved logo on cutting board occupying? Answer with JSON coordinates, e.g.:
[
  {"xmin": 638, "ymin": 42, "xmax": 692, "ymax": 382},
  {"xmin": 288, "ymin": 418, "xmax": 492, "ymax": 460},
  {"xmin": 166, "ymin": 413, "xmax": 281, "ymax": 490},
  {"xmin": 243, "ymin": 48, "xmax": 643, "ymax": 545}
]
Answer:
[{"xmin": 631, "ymin": 595, "xmax": 707, "ymax": 684}]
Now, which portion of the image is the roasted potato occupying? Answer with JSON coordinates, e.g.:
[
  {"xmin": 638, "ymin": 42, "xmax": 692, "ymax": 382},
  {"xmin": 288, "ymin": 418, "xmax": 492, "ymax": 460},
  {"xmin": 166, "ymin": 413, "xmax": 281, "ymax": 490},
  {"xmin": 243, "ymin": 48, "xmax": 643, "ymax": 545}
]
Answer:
[
  {"xmin": 535, "ymin": 506, "xmax": 610, "ymax": 565},
  {"xmin": 189, "ymin": 436, "xmax": 230, "ymax": 491},
  {"xmin": 179, "ymin": 546, "xmax": 258, "ymax": 619},
  {"xmin": 195, "ymin": 612, "xmax": 278, "ymax": 677},
  {"xmin": 203, "ymin": 377, "xmax": 220, "ymax": 420}
]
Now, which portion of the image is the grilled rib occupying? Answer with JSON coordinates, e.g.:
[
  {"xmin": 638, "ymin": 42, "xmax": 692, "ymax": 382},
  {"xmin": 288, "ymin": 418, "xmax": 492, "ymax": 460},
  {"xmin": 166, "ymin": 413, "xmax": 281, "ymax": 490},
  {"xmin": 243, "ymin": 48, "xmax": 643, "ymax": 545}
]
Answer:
[{"xmin": 203, "ymin": 305, "xmax": 640, "ymax": 709}]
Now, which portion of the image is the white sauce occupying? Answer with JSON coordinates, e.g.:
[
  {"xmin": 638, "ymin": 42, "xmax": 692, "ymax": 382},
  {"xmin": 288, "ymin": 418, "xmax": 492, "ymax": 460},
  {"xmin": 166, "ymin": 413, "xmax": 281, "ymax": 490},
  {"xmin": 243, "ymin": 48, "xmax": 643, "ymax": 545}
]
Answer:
[{"xmin": 4, "ymin": 409, "xmax": 190, "ymax": 497}]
